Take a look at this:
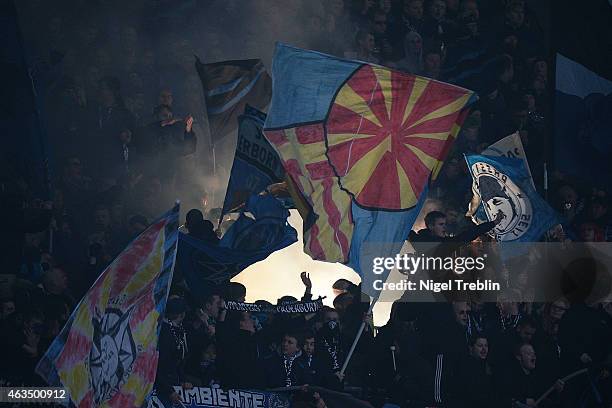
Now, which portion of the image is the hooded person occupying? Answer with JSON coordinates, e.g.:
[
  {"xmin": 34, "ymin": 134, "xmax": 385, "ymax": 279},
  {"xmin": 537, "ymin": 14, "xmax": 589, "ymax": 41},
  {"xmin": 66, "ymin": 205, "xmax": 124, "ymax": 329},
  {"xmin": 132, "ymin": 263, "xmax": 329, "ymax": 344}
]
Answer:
[
  {"xmin": 396, "ymin": 30, "xmax": 424, "ymax": 74},
  {"xmin": 185, "ymin": 209, "xmax": 219, "ymax": 244},
  {"xmin": 478, "ymin": 175, "xmax": 518, "ymax": 235}
]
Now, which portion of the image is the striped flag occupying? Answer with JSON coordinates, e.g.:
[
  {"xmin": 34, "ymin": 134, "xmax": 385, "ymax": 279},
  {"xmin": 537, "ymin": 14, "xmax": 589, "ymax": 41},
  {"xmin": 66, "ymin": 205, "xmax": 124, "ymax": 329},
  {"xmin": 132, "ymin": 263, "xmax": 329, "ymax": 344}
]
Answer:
[
  {"xmin": 196, "ymin": 58, "xmax": 272, "ymax": 143},
  {"xmin": 264, "ymin": 44, "xmax": 475, "ymax": 296},
  {"xmin": 36, "ymin": 204, "xmax": 180, "ymax": 408}
]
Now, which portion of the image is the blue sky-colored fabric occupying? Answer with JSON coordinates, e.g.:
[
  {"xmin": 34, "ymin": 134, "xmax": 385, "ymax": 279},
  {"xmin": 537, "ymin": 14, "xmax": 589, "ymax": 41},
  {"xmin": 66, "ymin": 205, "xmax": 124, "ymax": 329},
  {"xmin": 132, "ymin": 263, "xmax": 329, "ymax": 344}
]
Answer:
[
  {"xmin": 265, "ymin": 43, "xmax": 361, "ymax": 129},
  {"xmin": 349, "ymin": 186, "xmax": 428, "ymax": 299}
]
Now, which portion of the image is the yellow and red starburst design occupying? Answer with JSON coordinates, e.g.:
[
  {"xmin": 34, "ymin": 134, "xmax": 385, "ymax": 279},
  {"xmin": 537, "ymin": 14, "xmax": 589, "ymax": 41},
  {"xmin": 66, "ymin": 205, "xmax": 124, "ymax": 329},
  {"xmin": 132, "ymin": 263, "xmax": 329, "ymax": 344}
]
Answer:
[
  {"xmin": 325, "ymin": 65, "xmax": 472, "ymax": 210},
  {"xmin": 264, "ymin": 44, "xmax": 475, "ymax": 264}
]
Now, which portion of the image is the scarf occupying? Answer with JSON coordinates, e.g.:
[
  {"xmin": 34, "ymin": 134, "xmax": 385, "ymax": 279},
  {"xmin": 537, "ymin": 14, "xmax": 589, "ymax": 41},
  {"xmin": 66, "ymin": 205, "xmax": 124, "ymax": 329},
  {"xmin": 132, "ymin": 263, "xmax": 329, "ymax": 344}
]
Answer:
[
  {"xmin": 282, "ymin": 350, "xmax": 302, "ymax": 387},
  {"xmin": 164, "ymin": 319, "xmax": 188, "ymax": 359},
  {"xmin": 307, "ymin": 354, "xmax": 313, "ymax": 368},
  {"xmin": 322, "ymin": 338, "xmax": 340, "ymax": 371},
  {"xmin": 498, "ymin": 310, "xmax": 521, "ymax": 331}
]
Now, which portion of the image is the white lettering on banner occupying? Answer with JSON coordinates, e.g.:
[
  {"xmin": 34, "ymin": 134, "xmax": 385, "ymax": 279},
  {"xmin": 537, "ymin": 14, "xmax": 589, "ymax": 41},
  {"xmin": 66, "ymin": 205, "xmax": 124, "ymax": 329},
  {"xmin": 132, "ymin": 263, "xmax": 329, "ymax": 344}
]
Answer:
[
  {"xmin": 228, "ymin": 390, "xmax": 240, "ymax": 406},
  {"xmin": 481, "ymin": 133, "xmax": 534, "ymax": 188},
  {"xmin": 253, "ymin": 394, "xmax": 265, "ymax": 408},
  {"xmin": 201, "ymin": 387, "xmax": 213, "ymax": 404},
  {"xmin": 153, "ymin": 386, "xmax": 290, "ymax": 408},
  {"xmin": 216, "ymin": 387, "xmax": 228, "ymax": 407},
  {"xmin": 226, "ymin": 298, "xmax": 323, "ymax": 314},
  {"xmin": 184, "ymin": 388, "xmax": 199, "ymax": 404},
  {"xmin": 237, "ymin": 132, "xmax": 280, "ymax": 174},
  {"xmin": 239, "ymin": 391, "xmax": 252, "ymax": 406}
]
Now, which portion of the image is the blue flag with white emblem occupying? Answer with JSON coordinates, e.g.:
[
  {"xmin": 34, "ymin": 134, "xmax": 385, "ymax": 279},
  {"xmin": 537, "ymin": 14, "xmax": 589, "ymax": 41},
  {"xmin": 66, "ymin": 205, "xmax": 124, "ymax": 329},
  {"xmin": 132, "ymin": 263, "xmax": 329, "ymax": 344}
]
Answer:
[{"xmin": 465, "ymin": 154, "xmax": 559, "ymax": 244}]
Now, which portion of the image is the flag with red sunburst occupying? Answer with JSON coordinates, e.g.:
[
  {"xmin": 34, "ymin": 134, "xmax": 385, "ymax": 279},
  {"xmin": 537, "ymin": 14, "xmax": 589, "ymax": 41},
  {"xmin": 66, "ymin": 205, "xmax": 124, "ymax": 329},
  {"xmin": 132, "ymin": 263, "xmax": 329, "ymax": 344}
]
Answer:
[{"xmin": 264, "ymin": 44, "xmax": 476, "ymax": 286}]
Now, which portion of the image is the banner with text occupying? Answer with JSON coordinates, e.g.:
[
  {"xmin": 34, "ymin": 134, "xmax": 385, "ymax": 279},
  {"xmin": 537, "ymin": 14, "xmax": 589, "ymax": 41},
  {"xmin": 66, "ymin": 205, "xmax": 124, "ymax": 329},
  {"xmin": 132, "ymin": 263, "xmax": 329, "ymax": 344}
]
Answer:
[
  {"xmin": 221, "ymin": 105, "xmax": 285, "ymax": 217},
  {"xmin": 148, "ymin": 386, "xmax": 290, "ymax": 408},
  {"xmin": 225, "ymin": 297, "xmax": 324, "ymax": 314}
]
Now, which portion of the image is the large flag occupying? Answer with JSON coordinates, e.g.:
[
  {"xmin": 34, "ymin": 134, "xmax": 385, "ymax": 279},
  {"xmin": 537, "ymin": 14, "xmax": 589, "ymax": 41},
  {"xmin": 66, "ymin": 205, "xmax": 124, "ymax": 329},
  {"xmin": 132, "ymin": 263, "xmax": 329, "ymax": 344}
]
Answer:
[
  {"xmin": 465, "ymin": 154, "xmax": 558, "ymax": 243},
  {"xmin": 264, "ymin": 44, "xmax": 476, "ymax": 297},
  {"xmin": 552, "ymin": 0, "xmax": 612, "ymax": 189},
  {"xmin": 468, "ymin": 132, "xmax": 535, "ymax": 224},
  {"xmin": 481, "ymin": 132, "xmax": 533, "ymax": 185},
  {"xmin": 443, "ymin": 53, "xmax": 509, "ymax": 96},
  {"xmin": 178, "ymin": 194, "xmax": 297, "ymax": 297},
  {"xmin": 1, "ymin": 0, "xmax": 51, "ymax": 199},
  {"xmin": 36, "ymin": 204, "xmax": 180, "ymax": 408},
  {"xmin": 221, "ymin": 105, "xmax": 285, "ymax": 217},
  {"xmin": 196, "ymin": 58, "xmax": 272, "ymax": 143},
  {"xmin": 554, "ymin": 53, "xmax": 612, "ymax": 189}
]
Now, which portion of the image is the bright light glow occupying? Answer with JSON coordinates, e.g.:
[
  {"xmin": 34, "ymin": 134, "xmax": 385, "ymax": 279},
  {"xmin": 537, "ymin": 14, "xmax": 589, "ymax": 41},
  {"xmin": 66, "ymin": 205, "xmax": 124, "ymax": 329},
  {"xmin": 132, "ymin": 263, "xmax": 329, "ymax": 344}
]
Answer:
[
  {"xmin": 233, "ymin": 210, "xmax": 359, "ymax": 309},
  {"xmin": 233, "ymin": 201, "xmax": 437, "ymax": 327}
]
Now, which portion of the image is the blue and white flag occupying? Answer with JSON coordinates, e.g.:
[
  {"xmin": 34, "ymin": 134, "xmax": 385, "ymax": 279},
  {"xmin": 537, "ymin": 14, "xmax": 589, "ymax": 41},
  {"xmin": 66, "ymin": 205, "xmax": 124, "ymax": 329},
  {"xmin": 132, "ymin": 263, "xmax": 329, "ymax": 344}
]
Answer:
[
  {"xmin": 480, "ymin": 132, "xmax": 534, "ymax": 187},
  {"xmin": 554, "ymin": 53, "xmax": 612, "ymax": 189},
  {"xmin": 221, "ymin": 105, "xmax": 285, "ymax": 217},
  {"xmin": 177, "ymin": 194, "xmax": 297, "ymax": 297},
  {"xmin": 465, "ymin": 154, "xmax": 559, "ymax": 243}
]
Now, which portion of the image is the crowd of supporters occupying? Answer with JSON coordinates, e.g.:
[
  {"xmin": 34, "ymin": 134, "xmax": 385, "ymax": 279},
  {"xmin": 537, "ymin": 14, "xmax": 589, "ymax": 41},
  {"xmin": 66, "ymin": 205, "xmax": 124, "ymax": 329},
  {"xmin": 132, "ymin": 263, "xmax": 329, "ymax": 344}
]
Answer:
[{"xmin": 1, "ymin": 0, "xmax": 612, "ymax": 407}]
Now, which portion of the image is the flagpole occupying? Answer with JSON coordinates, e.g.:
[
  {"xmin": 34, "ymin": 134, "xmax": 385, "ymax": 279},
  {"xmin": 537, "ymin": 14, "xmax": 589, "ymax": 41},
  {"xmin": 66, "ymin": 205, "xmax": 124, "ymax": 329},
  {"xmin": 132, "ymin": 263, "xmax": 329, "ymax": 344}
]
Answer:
[
  {"xmin": 49, "ymin": 226, "xmax": 53, "ymax": 255},
  {"xmin": 211, "ymin": 142, "xmax": 217, "ymax": 211},
  {"xmin": 339, "ymin": 301, "xmax": 374, "ymax": 376},
  {"xmin": 212, "ymin": 142, "xmax": 217, "ymax": 177},
  {"xmin": 543, "ymin": 162, "xmax": 548, "ymax": 201}
]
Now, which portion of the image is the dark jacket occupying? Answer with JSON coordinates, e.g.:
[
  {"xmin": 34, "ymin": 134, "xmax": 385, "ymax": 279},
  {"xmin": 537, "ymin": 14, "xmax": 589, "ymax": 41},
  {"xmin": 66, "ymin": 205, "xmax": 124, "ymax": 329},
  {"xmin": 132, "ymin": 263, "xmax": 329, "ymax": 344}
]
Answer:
[
  {"xmin": 301, "ymin": 352, "xmax": 342, "ymax": 390},
  {"xmin": 455, "ymin": 356, "xmax": 495, "ymax": 408},
  {"xmin": 136, "ymin": 120, "xmax": 196, "ymax": 183},
  {"xmin": 496, "ymin": 361, "xmax": 546, "ymax": 407},
  {"xmin": 409, "ymin": 221, "xmax": 496, "ymax": 254},
  {"xmin": 0, "ymin": 190, "xmax": 52, "ymax": 276},
  {"xmin": 532, "ymin": 328, "xmax": 561, "ymax": 387},
  {"xmin": 409, "ymin": 221, "xmax": 497, "ymax": 300},
  {"xmin": 154, "ymin": 321, "xmax": 188, "ymax": 399},
  {"xmin": 215, "ymin": 320, "xmax": 260, "ymax": 389},
  {"xmin": 558, "ymin": 303, "xmax": 612, "ymax": 375},
  {"xmin": 316, "ymin": 324, "xmax": 343, "ymax": 374},
  {"xmin": 89, "ymin": 104, "xmax": 135, "ymax": 178},
  {"xmin": 139, "ymin": 121, "xmax": 196, "ymax": 158},
  {"xmin": 259, "ymin": 351, "xmax": 313, "ymax": 388},
  {"xmin": 0, "ymin": 316, "xmax": 45, "ymax": 386}
]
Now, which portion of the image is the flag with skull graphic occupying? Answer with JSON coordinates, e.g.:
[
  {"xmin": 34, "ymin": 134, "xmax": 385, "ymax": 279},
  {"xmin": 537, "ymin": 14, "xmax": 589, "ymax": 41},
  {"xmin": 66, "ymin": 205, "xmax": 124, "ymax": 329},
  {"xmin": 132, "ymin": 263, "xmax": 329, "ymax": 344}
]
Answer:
[
  {"xmin": 465, "ymin": 154, "xmax": 559, "ymax": 243},
  {"xmin": 36, "ymin": 204, "xmax": 179, "ymax": 408}
]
